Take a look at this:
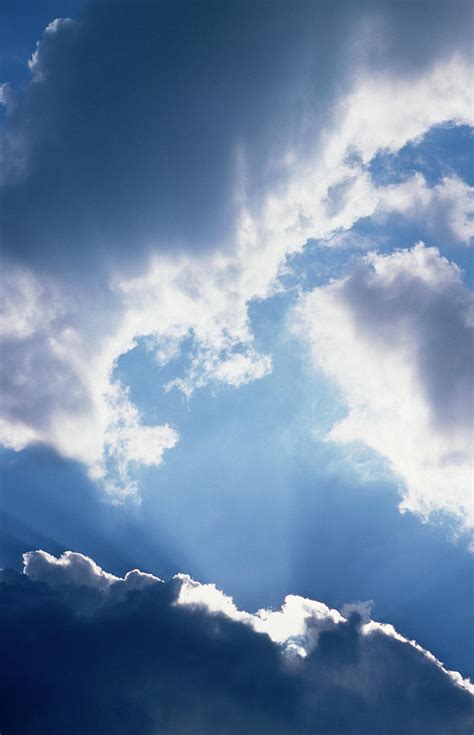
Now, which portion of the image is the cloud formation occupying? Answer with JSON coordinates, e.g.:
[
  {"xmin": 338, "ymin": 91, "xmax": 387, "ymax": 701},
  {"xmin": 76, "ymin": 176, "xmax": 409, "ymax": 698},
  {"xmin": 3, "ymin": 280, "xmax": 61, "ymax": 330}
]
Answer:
[
  {"xmin": 293, "ymin": 243, "xmax": 474, "ymax": 530},
  {"xmin": 0, "ymin": 550, "xmax": 472, "ymax": 734},
  {"xmin": 0, "ymin": 0, "xmax": 472, "ymax": 496},
  {"xmin": 375, "ymin": 173, "xmax": 474, "ymax": 246},
  {"xmin": 2, "ymin": 1, "xmax": 470, "ymax": 272}
]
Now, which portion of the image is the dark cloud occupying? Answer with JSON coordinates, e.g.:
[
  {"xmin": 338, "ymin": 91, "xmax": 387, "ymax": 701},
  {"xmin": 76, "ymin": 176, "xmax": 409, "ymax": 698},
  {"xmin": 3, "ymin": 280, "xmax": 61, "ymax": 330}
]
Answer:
[
  {"xmin": 0, "ymin": 551, "xmax": 472, "ymax": 735},
  {"xmin": 1, "ymin": 0, "xmax": 471, "ymax": 277},
  {"xmin": 342, "ymin": 243, "xmax": 474, "ymax": 433},
  {"xmin": 0, "ymin": 0, "xmax": 336, "ymax": 274}
]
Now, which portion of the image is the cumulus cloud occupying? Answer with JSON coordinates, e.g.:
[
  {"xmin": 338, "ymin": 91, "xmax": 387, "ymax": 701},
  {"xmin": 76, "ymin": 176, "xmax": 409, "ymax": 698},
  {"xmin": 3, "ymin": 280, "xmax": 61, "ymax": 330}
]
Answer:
[
  {"xmin": 292, "ymin": 242, "xmax": 474, "ymax": 530},
  {"xmin": 23, "ymin": 549, "xmax": 161, "ymax": 594},
  {"xmin": 0, "ymin": 550, "xmax": 472, "ymax": 734},
  {"xmin": 0, "ymin": 0, "xmax": 472, "ymax": 497},
  {"xmin": 375, "ymin": 173, "xmax": 474, "ymax": 246},
  {"xmin": 0, "ymin": 266, "xmax": 179, "ymax": 497}
]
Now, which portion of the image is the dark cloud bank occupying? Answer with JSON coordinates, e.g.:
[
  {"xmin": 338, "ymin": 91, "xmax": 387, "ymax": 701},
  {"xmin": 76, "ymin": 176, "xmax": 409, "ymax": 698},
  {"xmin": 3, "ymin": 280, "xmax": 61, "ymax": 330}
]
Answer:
[
  {"xmin": 1, "ymin": 0, "xmax": 472, "ymax": 275},
  {"xmin": 0, "ymin": 552, "xmax": 472, "ymax": 735}
]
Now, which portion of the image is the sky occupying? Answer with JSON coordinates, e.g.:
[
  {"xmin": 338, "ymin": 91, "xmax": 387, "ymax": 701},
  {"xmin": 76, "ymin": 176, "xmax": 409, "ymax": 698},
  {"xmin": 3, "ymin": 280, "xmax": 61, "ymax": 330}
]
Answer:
[{"xmin": 0, "ymin": 1, "xmax": 473, "ymax": 732}]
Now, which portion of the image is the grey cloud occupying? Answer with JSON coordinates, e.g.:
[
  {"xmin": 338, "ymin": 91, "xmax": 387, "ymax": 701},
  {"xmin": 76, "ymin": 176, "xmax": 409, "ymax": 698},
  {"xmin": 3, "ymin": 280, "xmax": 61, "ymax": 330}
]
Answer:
[
  {"xmin": 0, "ymin": 333, "xmax": 92, "ymax": 429},
  {"xmin": 342, "ymin": 245, "xmax": 474, "ymax": 433},
  {"xmin": 1, "ymin": 0, "xmax": 472, "ymax": 278},
  {"xmin": 0, "ymin": 550, "xmax": 472, "ymax": 735},
  {"xmin": 0, "ymin": 1, "xmax": 338, "ymax": 274}
]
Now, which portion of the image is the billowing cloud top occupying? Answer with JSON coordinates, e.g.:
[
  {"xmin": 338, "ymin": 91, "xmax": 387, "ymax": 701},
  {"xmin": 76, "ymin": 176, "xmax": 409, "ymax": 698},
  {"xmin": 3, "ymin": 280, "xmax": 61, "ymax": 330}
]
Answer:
[{"xmin": 0, "ymin": 550, "xmax": 472, "ymax": 734}]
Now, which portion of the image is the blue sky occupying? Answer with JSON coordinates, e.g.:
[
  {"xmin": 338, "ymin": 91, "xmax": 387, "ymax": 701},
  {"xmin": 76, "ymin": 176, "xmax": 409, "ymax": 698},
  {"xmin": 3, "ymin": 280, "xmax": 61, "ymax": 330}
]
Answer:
[{"xmin": 0, "ymin": 1, "xmax": 473, "ymax": 732}]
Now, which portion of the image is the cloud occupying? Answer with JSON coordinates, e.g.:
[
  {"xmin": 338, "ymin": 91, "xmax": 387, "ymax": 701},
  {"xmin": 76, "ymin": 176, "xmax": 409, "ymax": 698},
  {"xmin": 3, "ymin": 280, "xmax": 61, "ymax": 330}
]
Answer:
[
  {"xmin": 0, "ymin": 550, "xmax": 472, "ymax": 734},
  {"xmin": 23, "ymin": 549, "xmax": 161, "ymax": 594},
  {"xmin": 375, "ymin": 173, "xmax": 474, "ymax": 246},
  {"xmin": 24, "ymin": 548, "xmax": 121, "ymax": 589},
  {"xmin": 0, "ymin": 264, "xmax": 179, "ymax": 497},
  {"xmin": 0, "ymin": 0, "xmax": 472, "ymax": 496},
  {"xmin": 2, "ymin": 1, "xmax": 470, "ymax": 271},
  {"xmin": 292, "ymin": 243, "xmax": 474, "ymax": 530},
  {"xmin": 0, "ymin": 1, "xmax": 351, "ymax": 270}
]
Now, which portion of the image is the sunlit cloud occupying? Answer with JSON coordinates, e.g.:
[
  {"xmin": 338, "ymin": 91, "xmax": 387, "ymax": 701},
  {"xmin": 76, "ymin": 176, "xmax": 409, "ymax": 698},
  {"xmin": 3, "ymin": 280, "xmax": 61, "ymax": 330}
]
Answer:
[{"xmin": 292, "ymin": 243, "xmax": 473, "ymax": 530}]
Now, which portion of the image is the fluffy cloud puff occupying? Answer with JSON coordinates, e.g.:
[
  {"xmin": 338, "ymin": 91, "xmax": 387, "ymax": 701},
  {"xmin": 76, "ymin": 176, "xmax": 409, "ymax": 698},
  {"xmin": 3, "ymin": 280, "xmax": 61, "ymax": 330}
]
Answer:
[
  {"xmin": 0, "ymin": 0, "xmax": 472, "ymax": 496},
  {"xmin": 293, "ymin": 243, "xmax": 473, "ymax": 530},
  {"xmin": 375, "ymin": 173, "xmax": 474, "ymax": 246},
  {"xmin": 0, "ymin": 550, "xmax": 472, "ymax": 734}
]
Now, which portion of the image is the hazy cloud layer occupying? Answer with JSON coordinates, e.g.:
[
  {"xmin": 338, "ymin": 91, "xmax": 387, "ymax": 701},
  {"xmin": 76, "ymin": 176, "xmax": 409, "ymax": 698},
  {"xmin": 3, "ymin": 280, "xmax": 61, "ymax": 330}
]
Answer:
[
  {"xmin": 0, "ymin": 550, "xmax": 472, "ymax": 734},
  {"xmin": 293, "ymin": 243, "xmax": 474, "ymax": 529}
]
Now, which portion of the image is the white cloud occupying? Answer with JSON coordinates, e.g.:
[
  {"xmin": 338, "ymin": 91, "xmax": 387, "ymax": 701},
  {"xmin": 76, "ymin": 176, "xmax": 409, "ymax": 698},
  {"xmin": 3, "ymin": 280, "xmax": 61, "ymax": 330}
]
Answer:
[
  {"xmin": 334, "ymin": 55, "xmax": 473, "ymax": 164},
  {"xmin": 292, "ymin": 242, "xmax": 473, "ymax": 530},
  {"xmin": 1, "ymin": 48, "xmax": 472, "ymax": 497},
  {"xmin": 376, "ymin": 173, "xmax": 474, "ymax": 245},
  {"xmin": 252, "ymin": 53, "xmax": 473, "ymax": 259},
  {"xmin": 0, "ymin": 268, "xmax": 178, "ymax": 498},
  {"xmin": 175, "ymin": 574, "xmax": 345, "ymax": 657},
  {"xmin": 173, "ymin": 573, "xmax": 342, "ymax": 654},
  {"xmin": 23, "ymin": 549, "xmax": 120, "ymax": 590},
  {"xmin": 175, "ymin": 567, "xmax": 344, "ymax": 656},
  {"xmin": 23, "ymin": 549, "xmax": 162, "ymax": 591}
]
